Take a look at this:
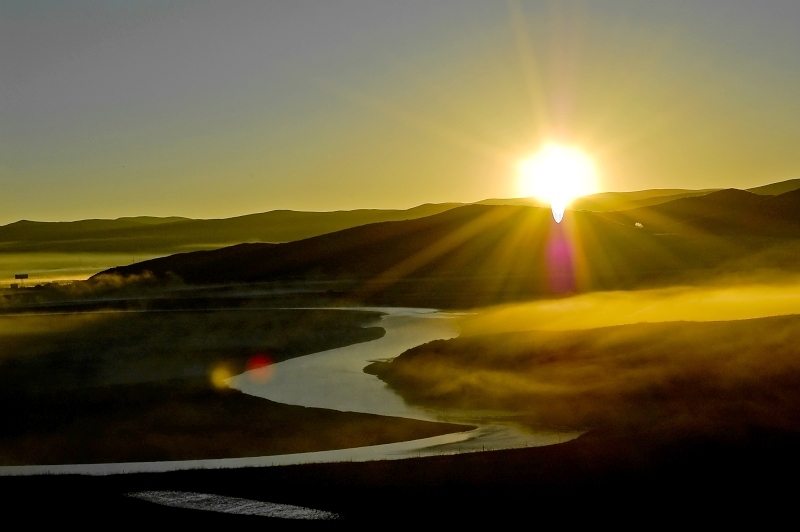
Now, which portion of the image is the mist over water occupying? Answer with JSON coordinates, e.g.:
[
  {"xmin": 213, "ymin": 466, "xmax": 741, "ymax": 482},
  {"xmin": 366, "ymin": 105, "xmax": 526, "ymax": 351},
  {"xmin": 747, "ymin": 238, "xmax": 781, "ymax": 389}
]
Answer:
[{"xmin": 375, "ymin": 313, "xmax": 800, "ymax": 437}]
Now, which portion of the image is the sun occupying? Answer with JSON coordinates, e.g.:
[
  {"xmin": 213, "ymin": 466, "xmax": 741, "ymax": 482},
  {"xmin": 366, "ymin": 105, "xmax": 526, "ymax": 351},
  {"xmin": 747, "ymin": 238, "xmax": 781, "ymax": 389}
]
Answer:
[{"xmin": 518, "ymin": 144, "xmax": 598, "ymax": 223}]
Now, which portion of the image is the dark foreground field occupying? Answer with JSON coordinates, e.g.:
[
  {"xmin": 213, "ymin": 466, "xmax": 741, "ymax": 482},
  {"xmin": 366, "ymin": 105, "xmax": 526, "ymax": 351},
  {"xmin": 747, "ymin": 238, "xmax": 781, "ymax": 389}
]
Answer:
[
  {"xmin": 0, "ymin": 380, "xmax": 468, "ymax": 465},
  {"xmin": 7, "ymin": 308, "xmax": 799, "ymax": 525},
  {"xmin": 0, "ymin": 303, "xmax": 468, "ymax": 465},
  {"xmin": 3, "ymin": 424, "xmax": 798, "ymax": 527}
]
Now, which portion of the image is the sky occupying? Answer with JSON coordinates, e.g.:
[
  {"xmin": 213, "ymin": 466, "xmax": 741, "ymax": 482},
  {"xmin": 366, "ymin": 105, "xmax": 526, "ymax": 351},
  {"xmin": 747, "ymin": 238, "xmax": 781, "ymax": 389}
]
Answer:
[{"xmin": 2, "ymin": 0, "xmax": 800, "ymax": 223}]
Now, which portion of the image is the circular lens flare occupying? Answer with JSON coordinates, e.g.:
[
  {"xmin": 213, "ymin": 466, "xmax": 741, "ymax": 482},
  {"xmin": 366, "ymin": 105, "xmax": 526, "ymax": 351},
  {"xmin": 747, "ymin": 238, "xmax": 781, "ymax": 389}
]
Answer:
[
  {"xmin": 518, "ymin": 144, "xmax": 598, "ymax": 223},
  {"xmin": 246, "ymin": 353, "xmax": 274, "ymax": 383},
  {"xmin": 210, "ymin": 365, "xmax": 233, "ymax": 389}
]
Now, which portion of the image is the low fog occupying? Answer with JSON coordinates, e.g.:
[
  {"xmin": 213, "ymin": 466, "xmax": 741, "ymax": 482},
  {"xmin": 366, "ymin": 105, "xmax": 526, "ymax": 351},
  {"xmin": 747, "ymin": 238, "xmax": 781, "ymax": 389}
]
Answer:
[
  {"xmin": 460, "ymin": 274, "xmax": 800, "ymax": 334},
  {"xmin": 372, "ymin": 274, "xmax": 800, "ymax": 441}
]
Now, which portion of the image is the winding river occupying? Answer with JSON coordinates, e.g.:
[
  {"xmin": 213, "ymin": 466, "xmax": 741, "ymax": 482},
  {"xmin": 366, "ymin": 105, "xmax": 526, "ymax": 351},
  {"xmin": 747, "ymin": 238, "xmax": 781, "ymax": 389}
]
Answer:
[
  {"xmin": 233, "ymin": 307, "xmax": 454, "ymax": 420},
  {"xmin": 1, "ymin": 307, "xmax": 577, "ymax": 476}
]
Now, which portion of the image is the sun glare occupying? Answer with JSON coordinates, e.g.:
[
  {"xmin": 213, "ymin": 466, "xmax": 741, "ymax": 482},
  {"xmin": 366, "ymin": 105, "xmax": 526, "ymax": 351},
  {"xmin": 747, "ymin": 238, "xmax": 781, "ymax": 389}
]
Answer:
[{"xmin": 518, "ymin": 145, "xmax": 598, "ymax": 223}]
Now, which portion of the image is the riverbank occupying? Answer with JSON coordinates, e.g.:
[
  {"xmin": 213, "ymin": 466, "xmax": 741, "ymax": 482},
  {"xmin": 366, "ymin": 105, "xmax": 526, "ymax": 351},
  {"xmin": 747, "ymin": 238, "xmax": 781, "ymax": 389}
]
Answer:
[
  {"xmin": 2, "ymin": 425, "xmax": 797, "ymax": 526},
  {"xmin": 366, "ymin": 315, "xmax": 800, "ymax": 436},
  {"xmin": 0, "ymin": 378, "xmax": 472, "ymax": 469},
  {"xmin": 0, "ymin": 306, "xmax": 470, "ymax": 468},
  {"xmin": 230, "ymin": 307, "xmax": 575, "ymax": 464}
]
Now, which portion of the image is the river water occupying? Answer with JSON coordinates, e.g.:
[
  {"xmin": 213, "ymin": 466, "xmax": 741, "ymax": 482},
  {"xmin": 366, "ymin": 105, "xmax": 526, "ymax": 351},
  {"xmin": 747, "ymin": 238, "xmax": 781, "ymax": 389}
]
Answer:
[
  {"xmin": 230, "ymin": 307, "xmax": 576, "ymax": 460},
  {"xmin": 0, "ymin": 307, "xmax": 577, "ymax": 476},
  {"xmin": 232, "ymin": 307, "xmax": 454, "ymax": 420}
]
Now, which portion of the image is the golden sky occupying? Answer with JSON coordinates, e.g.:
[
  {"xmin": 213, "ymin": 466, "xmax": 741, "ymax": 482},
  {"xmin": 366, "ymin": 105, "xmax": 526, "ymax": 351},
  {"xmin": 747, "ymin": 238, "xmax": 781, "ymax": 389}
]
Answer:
[{"xmin": 2, "ymin": 1, "xmax": 800, "ymax": 223}]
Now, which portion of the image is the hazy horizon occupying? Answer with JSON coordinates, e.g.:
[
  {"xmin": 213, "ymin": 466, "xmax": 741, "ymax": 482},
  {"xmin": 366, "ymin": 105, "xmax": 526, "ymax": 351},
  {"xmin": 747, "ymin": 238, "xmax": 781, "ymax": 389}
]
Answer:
[
  {"xmin": 3, "ymin": 1, "xmax": 800, "ymax": 225},
  {"xmin": 0, "ymin": 179, "xmax": 795, "ymax": 226}
]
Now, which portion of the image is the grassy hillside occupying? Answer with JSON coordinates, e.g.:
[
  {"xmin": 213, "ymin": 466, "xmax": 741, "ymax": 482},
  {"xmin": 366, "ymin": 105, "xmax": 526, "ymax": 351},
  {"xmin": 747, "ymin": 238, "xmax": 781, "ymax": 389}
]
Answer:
[
  {"xmin": 608, "ymin": 188, "xmax": 800, "ymax": 237},
  {"xmin": 0, "ymin": 191, "xmax": 708, "ymax": 257},
  {"xmin": 367, "ymin": 314, "xmax": 800, "ymax": 435},
  {"xmin": 8, "ymin": 179, "xmax": 799, "ymax": 287},
  {"xmin": 747, "ymin": 177, "xmax": 800, "ymax": 195},
  {"xmin": 477, "ymin": 188, "xmax": 717, "ymax": 211},
  {"xmin": 5, "ymin": 179, "xmax": 798, "ymax": 256},
  {"xmin": 0, "ymin": 204, "xmax": 463, "ymax": 254},
  {"xmin": 480, "ymin": 178, "xmax": 800, "ymax": 212},
  {"xmin": 98, "ymin": 187, "xmax": 800, "ymax": 307},
  {"xmin": 0, "ymin": 307, "xmax": 469, "ymax": 465},
  {"xmin": 0, "ymin": 204, "xmax": 464, "ymax": 285}
]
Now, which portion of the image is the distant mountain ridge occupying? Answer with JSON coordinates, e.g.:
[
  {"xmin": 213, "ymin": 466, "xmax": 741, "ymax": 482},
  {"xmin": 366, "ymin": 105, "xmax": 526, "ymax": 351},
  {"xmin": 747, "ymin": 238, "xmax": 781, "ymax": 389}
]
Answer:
[
  {"xmin": 0, "ymin": 204, "xmax": 462, "ymax": 253},
  {"xmin": 99, "ymin": 184, "xmax": 800, "ymax": 307},
  {"xmin": 478, "ymin": 188, "xmax": 719, "ymax": 211},
  {"xmin": 5, "ymin": 179, "xmax": 800, "ymax": 255},
  {"xmin": 609, "ymin": 188, "xmax": 800, "ymax": 237},
  {"xmin": 746, "ymin": 178, "xmax": 800, "ymax": 196},
  {"xmin": 480, "ymin": 178, "xmax": 800, "ymax": 212}
]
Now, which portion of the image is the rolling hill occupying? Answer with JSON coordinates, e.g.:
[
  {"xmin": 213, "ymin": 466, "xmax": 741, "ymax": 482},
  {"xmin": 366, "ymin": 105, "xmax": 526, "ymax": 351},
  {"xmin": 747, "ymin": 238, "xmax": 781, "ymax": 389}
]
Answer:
[
  {"xmin": 0, "ymin": 204, "xmax": 462, "ymax": 254},
  {"xmin": 98, "ymin": 186, "xmax": 800, "ymax": 307},
  {"xmin": 5, "ymin": 179, "xmax": 799, "ymax": 256},
  {"xmin": 481, "ymin": 178, "xmax": 800, "ymax": 212},
  {"xmin": 609, "ymin": 188, "xmax": 800, "ymax": 237},
  {"xmin": 747, "ymin": 178, "xmax": 800, "ymax": 196},
  {"xmin": 476, "ymin": 189, "xmax": 717, "ymax": 211}
]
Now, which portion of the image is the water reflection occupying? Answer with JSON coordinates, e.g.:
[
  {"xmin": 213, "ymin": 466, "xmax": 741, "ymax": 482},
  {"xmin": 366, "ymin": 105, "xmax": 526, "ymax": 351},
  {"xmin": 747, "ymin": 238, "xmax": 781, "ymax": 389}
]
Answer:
[
  {"xmin": 0, "ymin": 307, "xmax": 579, "ymax": 476},
  {"xmin": 230, "ymin": 307, "xmax": 580, "ymax": 460}
]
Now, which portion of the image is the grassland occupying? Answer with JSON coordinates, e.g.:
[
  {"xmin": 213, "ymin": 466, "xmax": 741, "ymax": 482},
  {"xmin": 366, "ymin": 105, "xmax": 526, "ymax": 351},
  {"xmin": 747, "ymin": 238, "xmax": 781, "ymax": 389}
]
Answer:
[
  {"xmin": 0, "ymin": 378, "xmax": 467, "ymax": 465},
  {"xmin": 3, "ymin": 422, "xmax": 797, "ymax": 525},
  {"xmin": 0, "ymin": 252, "xmax": 162, "ymax": 286},
  {"xmin": 0, "ymin": 305, "xmax": 469, "ymax": 465},
  {"xmin": 367, "ymin": 314, "xmax": 800, "ymax": 439},
  {"xmin": 98, "ymin": 189, "xmax": 800, "ymax": 309}
]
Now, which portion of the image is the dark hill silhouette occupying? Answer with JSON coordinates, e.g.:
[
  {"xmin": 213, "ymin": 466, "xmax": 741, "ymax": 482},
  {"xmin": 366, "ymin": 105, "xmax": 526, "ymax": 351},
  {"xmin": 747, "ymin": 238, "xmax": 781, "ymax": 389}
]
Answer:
[
  {"xmin": 0, "ymin": 190, "xmax": 717, "ymax": 254},
  {"xmin": 477, "ymin": 189, "xmax": 719, "ymax": 212},
  {"xmin": 6, "ymin": 179, "xmax": 798, "ymax": 255},
  {"xmin": 762, "ymin": 187, "xmax": 800, "ymax": 215},
  {"xmin": 99, "ymin": 192, "xmax": 800, "ymax": 306},
  {"xmin": 0, "ymin": 204, "xmax": 462, "ymax": 253},
  {"xmin": 481, "ymin": 179, "xmax": 800, "ymax": 212},
  {"xmin": 0, "ymin": 216, "xmax": 189, "ymax": 241},
  {"xmin": 613, "ymin": 189, "xmax": 764, "ymax": 223},
  {"xmin": 611, "ymin": 188, "xmax": 800, "ymax": 237}
]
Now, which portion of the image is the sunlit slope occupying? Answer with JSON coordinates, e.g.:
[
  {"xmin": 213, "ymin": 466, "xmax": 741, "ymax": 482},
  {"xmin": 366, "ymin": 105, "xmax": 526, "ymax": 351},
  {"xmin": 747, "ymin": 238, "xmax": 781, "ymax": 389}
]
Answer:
[
  {"xmin": 100, "ymin": 188, "xmax": 800, "ymax": 306},
  {"xmin": 6, "ymin": 180, "xmax": 799, "ymax": 256},
  {"xmin": 0, "ymin": 204, "xmax": 462, "ymax": 253},
  {"xmin": 368, "ymin": 314, "xmax": 800, "ymax": 433},
  {"xmin": 574, "ymin": 189, "xmax": 720, "ymax": 211},
  {"xmin": 0, "ymin": 189, "xmax": 700, "ymax": 254},
  {"xmin": 608, "ymin": 188, "xmax": 800, "ymax": 237},
  {"xmin": 460, "ymin": 281, "xmax": 800, "ymax": 335},
  {"xmin": 748, "ymin": 178, "xmax": 800, "ymax": 196}
]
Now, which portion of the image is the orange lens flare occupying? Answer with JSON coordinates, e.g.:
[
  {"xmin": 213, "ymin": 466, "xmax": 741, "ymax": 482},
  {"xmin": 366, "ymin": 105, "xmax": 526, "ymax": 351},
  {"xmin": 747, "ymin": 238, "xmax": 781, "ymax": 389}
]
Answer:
[{"xmin": 210, "ymin": 365, "xmax": 233, "ymax": 389}]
